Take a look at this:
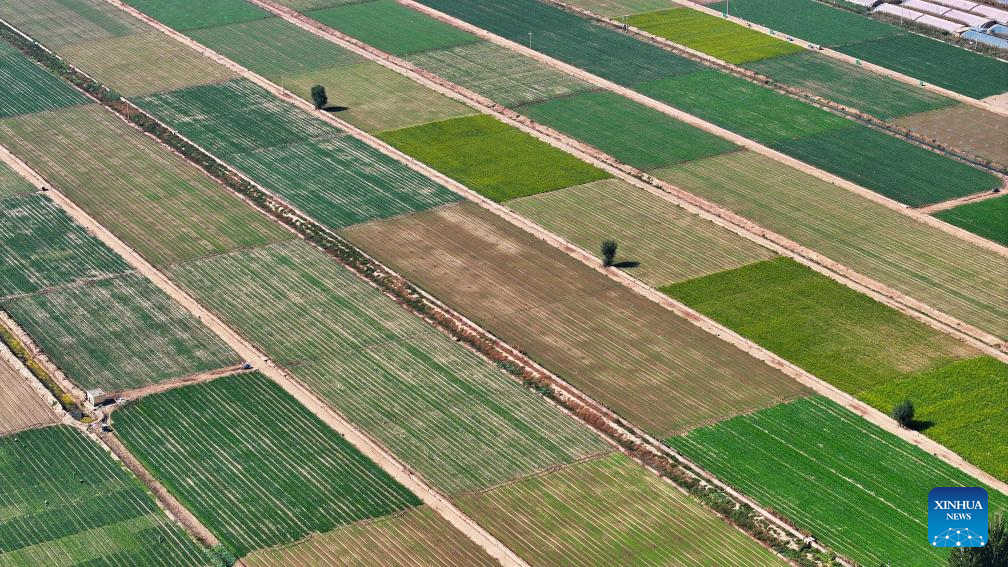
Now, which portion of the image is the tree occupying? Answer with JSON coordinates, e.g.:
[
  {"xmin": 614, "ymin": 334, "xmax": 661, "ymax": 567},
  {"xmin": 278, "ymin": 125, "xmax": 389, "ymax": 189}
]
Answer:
[
  {"xmin": 892, "ymin": 399, "xmax": 914, "ymax": 428},
  {"xmin": 948, "ymin": 514, "xmax": 1006, "ymax": 567},
  {"xmin": 311, "ymin": 85, "xmax": 327, "ymax": 110},
  {"xmin": 601, "ymin": 239, "xmax": 618, "ymax": 267}
]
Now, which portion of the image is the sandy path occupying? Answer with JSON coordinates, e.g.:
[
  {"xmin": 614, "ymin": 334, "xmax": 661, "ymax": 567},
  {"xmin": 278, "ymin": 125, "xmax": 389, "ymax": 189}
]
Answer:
[{"xmin": 918, "ymin": 187, "xmax": 1006, "ymax": 213}]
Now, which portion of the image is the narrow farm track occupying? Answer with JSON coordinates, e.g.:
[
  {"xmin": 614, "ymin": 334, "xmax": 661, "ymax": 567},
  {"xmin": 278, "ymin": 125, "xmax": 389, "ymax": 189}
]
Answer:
[
  {"xmin": 93, "ymin": 0, "xmax": 1008, "ymax": 493},
  {"xmin": 0, "ymin": 146, "xmax": 529, "ymax": 567},
  {"xmin": 918, "ymin": 189, "xmax": 1008, "ymax": 214}
]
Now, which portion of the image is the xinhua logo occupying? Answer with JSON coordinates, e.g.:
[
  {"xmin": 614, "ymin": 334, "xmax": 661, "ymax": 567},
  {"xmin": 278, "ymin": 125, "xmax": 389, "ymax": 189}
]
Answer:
[{"xmin": 929, "ymin": 487, "xmax": 988, "ymax": 548}]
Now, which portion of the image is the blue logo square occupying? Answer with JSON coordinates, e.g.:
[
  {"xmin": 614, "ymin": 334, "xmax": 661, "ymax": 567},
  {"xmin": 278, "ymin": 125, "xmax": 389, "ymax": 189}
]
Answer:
[{"xmin": 929, "ymin": 487, "xmax": 988, "ymax": 548}]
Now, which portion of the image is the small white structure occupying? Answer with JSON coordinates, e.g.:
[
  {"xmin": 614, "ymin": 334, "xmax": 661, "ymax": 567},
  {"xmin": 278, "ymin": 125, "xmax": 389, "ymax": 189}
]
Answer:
[{"xmin": 85, "ymin": 389, "xmax": 110, "ymax": 409}]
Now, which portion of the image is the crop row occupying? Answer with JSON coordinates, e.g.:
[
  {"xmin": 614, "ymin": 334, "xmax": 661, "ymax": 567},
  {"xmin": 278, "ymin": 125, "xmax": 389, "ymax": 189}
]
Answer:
[
  {"xmin": 0, "ymin": 43, "xmax": 88, "ymax": 118},
  {"xmin": 0, "ymin": 356, "xmax": 57, "ymax": 436}
]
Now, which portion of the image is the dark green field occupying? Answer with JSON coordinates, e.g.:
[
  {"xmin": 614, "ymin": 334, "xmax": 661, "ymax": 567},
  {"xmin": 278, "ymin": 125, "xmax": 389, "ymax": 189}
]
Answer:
[
  {"xmin": 707, "ymin": 0, "xmax": 899, "ymax": 45},
  {"xmin": 122, "ymin": 0, "xmax": 269, "ymax": 30},
  {"xmin": 378, "ymin": 115, "xmax": 610, "ymax": 202},
  {"xmin": 0, "ymin": 43, "xmax": 89, "ymax": 118},
  {"xmin": 934, "ymin": 196, "xmax": 1008, "ymax": 246}
]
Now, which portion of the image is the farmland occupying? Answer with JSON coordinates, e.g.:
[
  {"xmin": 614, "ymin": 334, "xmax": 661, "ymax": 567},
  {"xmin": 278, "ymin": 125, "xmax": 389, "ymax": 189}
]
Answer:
[
  {"xmin": 456, "ymin": 452, "xmax": 785, "ymax": 566},
  {"xmin": 743, "ymin": 51, "xmax": 955, "ymax": 120},
  {"xmin": 274, "ymin": 0, "xmax": 362, "ymax": 10},
  {"xmin": 519, "ymin": 90, "xmax": 738, "ymax": 170},
  {"xmin": 707, "ymin": 0, "xmax": 900, "ymax": 46},
  {"xmin": 895, "ymin": 103, "xmax": 1008, "ymax": 165},
  {"xmin": 508, "ymin": 178, "xmax": 775, "ymax": 287},
  {"xmin": 561, "ymin": 0, "xmax": 671, "ymax": 16},
  {"xmin": 122, "ymin": 0, "xmax": 270, "ymax": 31},
  {"xmin": 627, "ymin": 8, "xmax": 804, "ymax": 64},
  {"xmin": 0, "ymin": 105, "xmax": 292, "ymax": 266},
  {"xmin": 343, "ymin": 203, "xmax": 807, "ymax": 435},
  {"xmin": 934, "ymin": 196, "xmax": 1008, "ymax": 247},
  {"xmin": 2, "ymin": 273, "xmax": 238, "ymax": 392},
  {"xmin": 244, "ymin": 506, "xmax": 498, "ymax": 567},
  {"xmin": 0, "ymin": 192, "xmax": 129, "ymax": 297},
  {"xmin": 306, "ymin": 0, "xmax": 480, "ymax": 55},
  {"xmin": 0, "ymin": 43, "xmax": 89, "ymax": 118},
  {"xmin": 770, "ymin": 124, "xmax": 1000, "ymax": 206},
  {"xmin": 654, "ymin": 151, "xmax": 1008, "ymax": 338},
  {"xmin": 0, "ymin": 358, "xmax": 57, "ymax": 435},
  {"xmin": 113, "ymin": 372, "xmax": 420, "ymax": 556},
  {"xmin": 0, "ymin": 425, "xmax": 209, "ymax": 566},
  {"xmin": 168, "ymin": 240, "xmax": 609, "ymax": 495},
  {"xmin": 668, "ymin": 396, "xmax": 1008, "ymax": 566},
  {"xmin": 57, "ymin": 32, "xmax": 237, "ymax": 96},
  {"xmin": 0, "ymin": 0, "xmax": 147, "ymax": 47},
  {"xmin": 0, "ymin": 163, "xmax": 33, "ymax": 199},
  {"xmin": 378, "ymin": 115, "xmax": 610, "ymax": 202},
  {"xmin": 408, "ymin": 42, "xmax": 593, "ymax": 108}
]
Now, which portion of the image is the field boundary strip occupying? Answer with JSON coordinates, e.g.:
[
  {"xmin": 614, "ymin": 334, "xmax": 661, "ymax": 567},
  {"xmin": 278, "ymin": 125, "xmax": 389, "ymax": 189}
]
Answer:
[
  {"xmin": 396, "ymin": 0, "xmax": 1008, "ymax": 257},
  {"xmin": 544, "ymin": 0, "xmax": 1008, "ymax": 177},
  {"xmin": 1, "ymin": 16, "xmax": 834, "ymax": 564},
  {"xmin": 196, "ymin": 0, "xmax": 1008, "ymax": 359},
  {"xmin": 672, "ymin": 0, "xmax": 1008, "ymax": 115}
]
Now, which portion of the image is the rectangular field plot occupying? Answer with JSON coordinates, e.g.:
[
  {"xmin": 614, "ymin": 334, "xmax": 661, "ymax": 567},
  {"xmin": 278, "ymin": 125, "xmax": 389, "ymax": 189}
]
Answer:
[
  {"xmin": 0, "ymin": 163, "xmax": 34, "ymax": 199},
  {"xmin": 0, "ymin": 358, "xmax": 57, "ymax": 436},
  {"xmin": 306, "ymin": 0, "xmax": 480, "ymax": 55},
  {"xmin": 519, "ymin": 90, "xmax": 738, "ymax": 170},
  {"xmin": 58, "ymin": 32, "xmax": 237, "ymax": 96},
  {"xmin": 2, "ymin": 273, "xmax": 238, "ymax": 392},
  {"xmin": 113, "ymin": 372, "xmax": 419, "ymax": 556},
  {"xmin": 0, "ymin": 192, "xmax": 129, "ymax": 297},
  {"xmin": 378, "ymin": 115, "xmax": 609, "ymax": 202},
  {"xmin": 0, "ymin": 44, "xmax": 89, "ymax": 119},
  {"xmin": 627, "ymin": 8, "xmax": 804, "ymax": 64},
  {"xmin": 508, "ymin": 178, "xmax": 775, "ymax": 287},
  {"xmin": 635, "ymin": 69, "xmax": 851, "ymax": 145},
  {"xmin": 273, "ymin": 0, "xmax": 364, "ymax": 9},
  {"xmin": 895, "ymin": 103, "xmax": 1008, "ymax": 165},
  {"xmin": 0, "ymin": 425, "xmax": 208, "ymax": 566},
  {"xmin": 743, "ymin": 51, "xmax": 955, "ymax": 120},
  {"xmin": 188, "ymin": 17, "xmax": 364, "ymax": 78},
  {"xmin": 837, "ymin": 33, "xmax": 1008, "ymax": 100},
  {"xmin": 934, "ymin": 196, "xmax": 1008, "ymax": 247},
  {"xmin": 343, "ymin": 203, "xmax": 806, "ymax": 435},
  {"xmin": 282, "ymin": 61, "xmax": 477, "ymax": 133},
  {"xmin": 707, "ymin": 0, "xmax": 900, "ymax": 46},
  {"xmin": 244, "ymin": 506, "xmax": 497, "ymax": 567},
  {"xmin": 562, "ymin": 0, "xmax": 678, "ymax": 17},
  {"xmin": 0, "ymin": 0, "xmax": 147, "ymax": 47},
  {"xmin": 457, "ymin": 453, "xmax": 785, "ymax": 566},
  {"xmin": 416, "ymin": 0, "xmax": 705, "ymax": 86},
  {"xmin": 169, "ymin": 240, "xmax": 609, "ymax": 495},
  {"xmin": 653, "ymin": 151, "xmax": 1008, "ymax": 339},
  {"xmin": 770, "ymin": 124, "xmax": 1000, "ymax": 206},
  {"xmin": 408, "ymin": 41, "xmax": 593, "ymax": 108},
  {"xmin": 668, "ymin": 396, "xmax": 1008, "ymax": 566},
  {"xmin": 123, "ymin": 0, "xmax": 270, "ymax": 31},
  {"xmin": 0, "ymin": 105, "xmax": 291, "ymax": 266}
]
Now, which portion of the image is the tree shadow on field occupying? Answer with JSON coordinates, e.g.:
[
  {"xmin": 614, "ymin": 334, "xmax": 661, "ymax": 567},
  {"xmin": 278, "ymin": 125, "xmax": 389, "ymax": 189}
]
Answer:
[
  {"xmin": 613, "ymin": 260, "xmax": 640, "ymax": 269},
  {"xmin": 323, "ymin": 105, "xmax": 349, "ymax": 113},
  {"xmin": 909, "ymin": 418, "xmax": 936, "ymax": 432}
]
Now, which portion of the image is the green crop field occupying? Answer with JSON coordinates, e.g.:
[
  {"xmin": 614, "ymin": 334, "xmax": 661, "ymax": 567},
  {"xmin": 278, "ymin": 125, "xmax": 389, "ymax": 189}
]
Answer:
[
  {"xmin": 0, "ymin": 105, "xmax": 291, "ymax": 266},
  {"xmin": 416, "ymin": 0, "xmax": 705, "ymax": 86},
  {"xmin": 653, "ymin": 151, "xmax": 1008, "ymax": 339},
  {"xmin": 244, "ymin": 506, "xmax": 498, "ymax": 567},
  {"xmin": 562, "ymin": 0, "xmax": 672, "ymax": 16},
  {"xmin": 306, "ymin": 0, "xmax": 479, "ymax": 55},
  {"xmin": 457, "ymin": 452, "xmax": 785, "ymax": 566},
  {"xmin": 508, "ymin": 178, "xmax": 775, "ymax": 287},
  {"xmin": 0, "ymin": 0, "xmax": 147, "ymax": 47},
  {"xmin": 344, "ymin": 203, "xmax": 806, "ymax": 435},
  {"xmin": 669, "ymin": 396, "xmax": 1008, "ymax": 566},
  {"xmin": 743, "ymin": 51, "xmax": 955, "ymax": 120},
  {"xmin": 408, "ymin": 41, "xmax": 593, "ymax": 108},
  {"xmin": 770, "ymin": 124, "xmax": 1000, "ymax": 206},
  {"xmin": 378, "ymin": 115, "xmax": 609, "ymax": 201},
  {"xmin": 136, "ymin": 79, "xmax": 340, "ymax": 158},
  {"xmin": 934, "ymin": 196, "xmax": 1008, "ymax": 247},
  {"xmin": 114, "ymin": 372, "xmax": 419, "ymax": 556},
  {"xmin": 228, "ymin": 135, "xmax": 461, "ymax": 229},
  {"xmin": 0, "ymin": 192, "xmax": 129, "ymax": 297},
  {"xmin": 0, "ymin": 44, "xmax": 89, "ymax": 118},
  {"xmin": 895, "ymin": 103, "xmax": 1008, "ymax": 165},
  {"xmin": 0, "ymin": 163, "xmax": 33, "ymax": 199},
  {"xmin": 123, "ymin": 0, "xmax": 269, "ymax": 30},
  {"xmin": 273, "ymin": 0, "xmax": 363, "ymax": 10},
  {"xmin": 168, "ymin": 240, "xmax": 609, "ymax": 495},
  {"xmin": 628, "ymin": 8, "xmax": 804, "ymax": 64},
  {"xmin": 0, "ymin": 426, "xmax": 209, "ymax": 566},
  {"xmin": 2, "ymin": 273, "xmax": 237, "ymax": 392},
  {"xmin": 707, "ymin": 0, "xmax": 899, "ymax": 46},
  {"xmin": 837, "ymin": 33, "xmax": 1008, "ymax": 100},
  {"xmin": 282, "ymin": 61, "xmax": 477, "ymax": 133},
  {"xmin": 58, "ymin": 32, "xmax": 237, "ymax": 96},
  {"xmin": 188, "ymin": 17, "xmax": 364, "ymax": 78},
  {"xmin": 636, "ymin": 69, "xmax": 851, "ymax": 145},
  {"xmin": 520, "ymin": 90, "xmax": 738, "ymax": 170}
]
